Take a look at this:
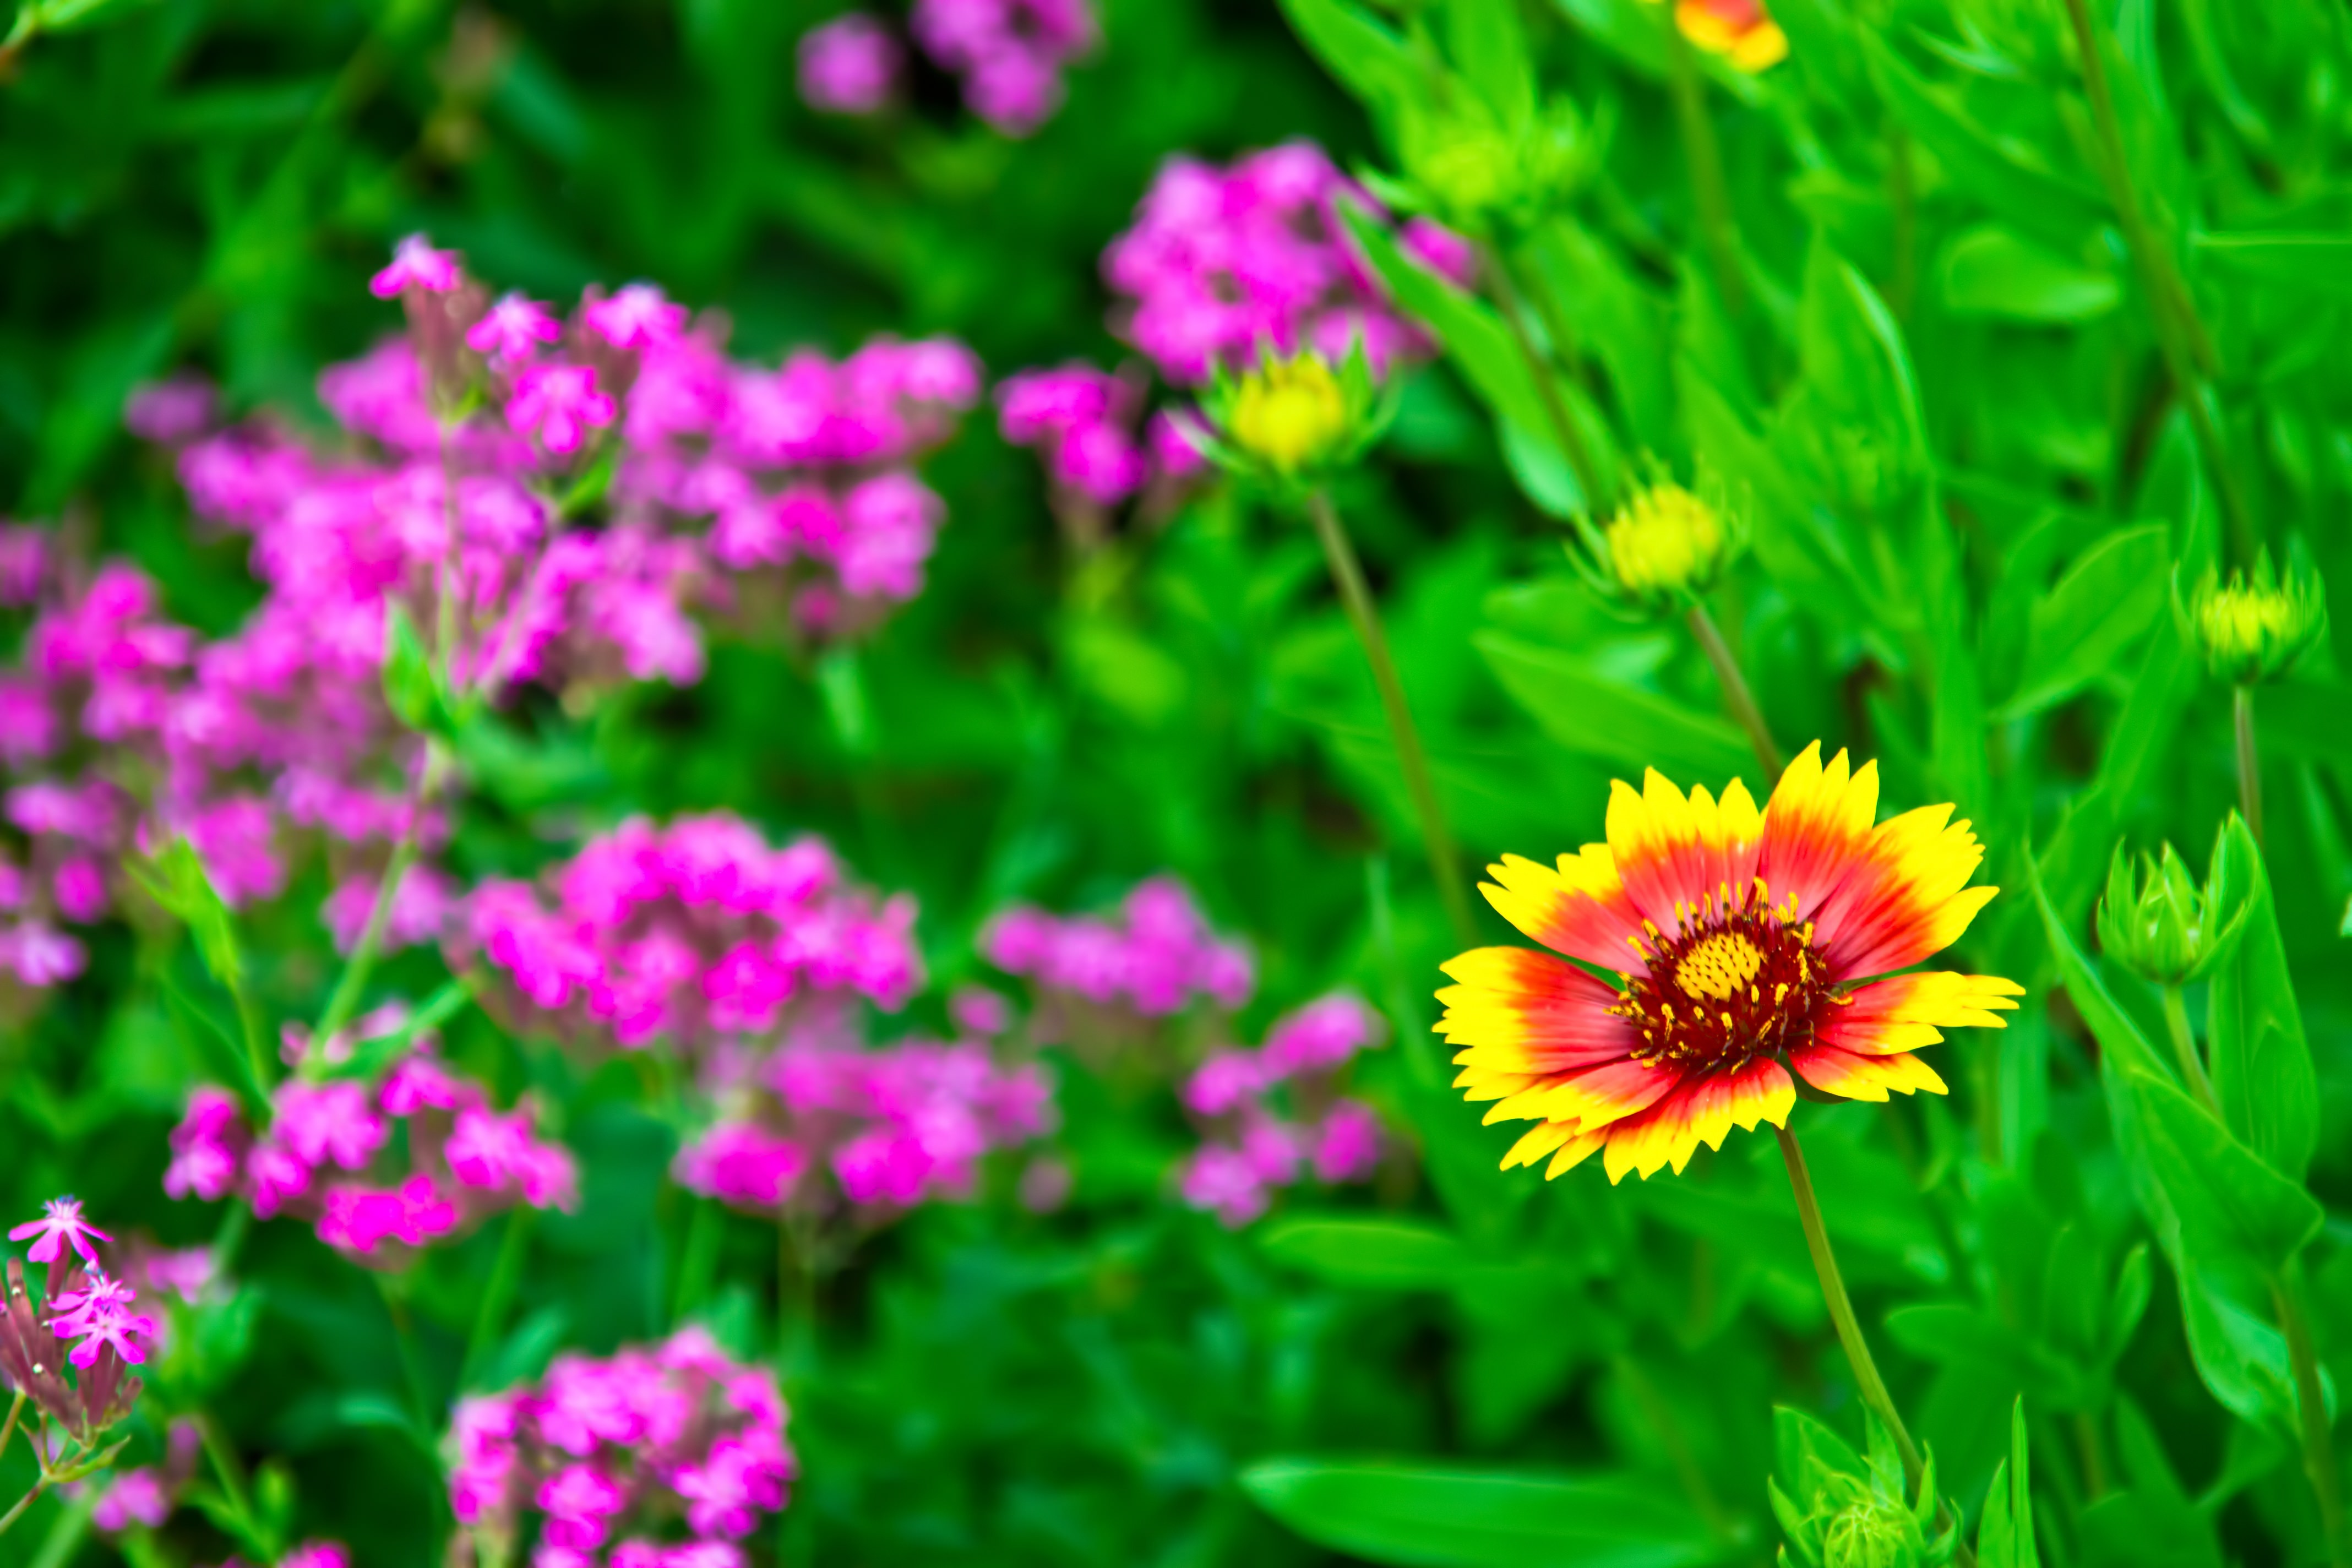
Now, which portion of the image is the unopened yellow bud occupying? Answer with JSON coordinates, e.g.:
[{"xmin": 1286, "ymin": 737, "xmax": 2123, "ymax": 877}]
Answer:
[
  {"xmin": 1603, "ymin": 483, "xmax": 1734, "ymax": 605},
  {"xmin": 1227, "ymin": 355, "xmax": 1351, "ymax": 475},
  {"xmin": 2182, "ymin": 557, "xmax": 2326, "ymax": 685}
]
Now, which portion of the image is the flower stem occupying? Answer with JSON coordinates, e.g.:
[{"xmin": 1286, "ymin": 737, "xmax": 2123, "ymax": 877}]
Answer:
[
  {"xmin": 0, "ymin": 1477, "xmax": 49, "ymax": 1537},
  {"xmin": 671, "ymin": 1195, "xmax": 722, "ymax": 1329},
  {"xmin": 1662, "ymin": 6, "xmax": 1743, "ymax": 315},
  {"xmin": 1775, "ymin": 1125, "xmax": 1925, "ymax": 1484},
  {"xmin": 0, "ymin": 1393, "xmax": 23, "ymax": 1468},
  {"xmin": 2234, "ymin": 684, "xmax": 2264, "ymax": 845},
  {"xmin": 1686, "ymin": 602, "xmax": 1781, "ymax": 778},
  {"xmin": 375, "ymin": 1272, "xmax": 436, "ymax": 1431},
  {"xmin": 1306, "ymin": 491, "xmax": 1478, "ymax": 947},
  {"xmin": 460, "ymin": 1205, "xmax": 536, "ymax": 1391},
  {"xmin": 195, "ymin": 1411, "xmax": 271, "ymax": 1559},
  {"xmin": 2057, "ymin": 0, "xmax": 2255, "ymax": 568},
  {"xmin": 2159, "ymin": 984, "xmax": 2221, "ymax": 1117},
  {"xmin": 2274, "ymin": 1266, "xmax": 2350, "ymax": 1568},
  {"xmin": 1484, "ymin": 244, "xmax": 1609, "ymax": 511},
  {"xmin": 317, "ymin": 743, "xmax": 445, "ymax": 1043}
]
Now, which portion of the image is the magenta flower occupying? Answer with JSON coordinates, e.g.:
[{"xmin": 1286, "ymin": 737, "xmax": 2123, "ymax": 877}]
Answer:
[
  {"xmin": 1172, "ymin": 991, "xmax": 1387, "ymax": 1226},
  {"xmin": 466, "ymin": 292, "xmax": 563, "ymax": 365},
  {"xmin": 10, "ymin": 1195, "xmax": 113, "ymax": 1265},
  {"xmin": 369, "ymin": 233, "xmax": 463, "ymax": 298},
  {"xmin": 47, "ymin": 1272, "xmax": 156, "ymax": 1368},
  {"xmin": 508, "ymin": 362, "xmax": 618, "ymax": 456},
  {"xmin": 799, "ymin": 14, "xmax": 903, "ymax": 114},
  {"xmin": 583, "ymin": 283, "xmax": 689, "ymax": 352}
]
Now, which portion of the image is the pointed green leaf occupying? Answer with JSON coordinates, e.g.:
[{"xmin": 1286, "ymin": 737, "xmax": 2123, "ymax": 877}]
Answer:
[{"xmin": 2203, "ymin": 817, "xmax": 2318, "ymax": 1180}]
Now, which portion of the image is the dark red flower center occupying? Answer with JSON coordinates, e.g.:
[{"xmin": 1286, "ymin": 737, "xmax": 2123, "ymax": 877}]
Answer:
[{"xmin": 1611, "ymin": 878, "xmax": 1838, "ymax": 1072}]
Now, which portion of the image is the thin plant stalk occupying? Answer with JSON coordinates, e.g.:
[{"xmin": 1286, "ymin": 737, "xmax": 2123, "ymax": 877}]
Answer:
[
  {"xmin": 2057, "ymin": 0, "xmax": 2255, "ymax": 567},
  {"xmin": 2274, "ymin": 1266, "xmax": 2351, "ymax": 1568},
  {"xmin": 2234, "ymin": 684, "xmax": 2263, "ymax": 845},
  {"xmin": 2159, "ymin": 984, "xmax": 2220, "ymax": 1117},
  {"xmin": 1306, "ymin": 491, "xmax": 1478, "ymax": 946},
  {"xmin": 317, "ymin": 743, "xmax": 447, "ymax": 1042},
  {"xmin": 1686, "ymin": 602, "xmax": 1781, "ymax": 777},
  {"xmin": 461, "ymin": 1206, "xmax": 537, "ymax": 1391},
  {"xmin": 1662, "ymin": 7, "xmax": 1743, "ymax": 314},
  {"xmin": 671, "ymin": 1195, "xmax": 723, "ymax": 1329},
  {"xmin": 0, "ymin": 1392, "xmax": 22, "ymax": 1467},
  {"xmin": 1777, "ymin": 1121, "xmax": 1975, "ymax": 1564},
  {"xmin": 196, "ymin": 1409, "xmax": 271, "ymax": 1558},
  {"xmin": 1484, "ymin": 245, "xmax": 1609, "ymax": 510},
  {"xmin": 0, "ymin": 1476, "xmax": 48, "ymax": 1537}
]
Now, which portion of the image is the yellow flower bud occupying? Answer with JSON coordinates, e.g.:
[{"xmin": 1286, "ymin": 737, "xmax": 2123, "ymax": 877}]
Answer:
[
  {"xmin": 1602, "ymin": 482, "xmax": 1735, "ymax": 606},
  {"xmin": 1226, "ymin": 354, "xmax": 1351, "ymax": 475},
  {"xmin": 2181, "ymin": 556, "xmax": 2326, "ymax": 685}
]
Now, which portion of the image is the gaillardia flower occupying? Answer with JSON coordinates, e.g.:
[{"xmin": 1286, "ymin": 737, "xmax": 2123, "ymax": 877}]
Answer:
[
  {"xmin": 2177, "ymin": 554, "xmax": 2326, "ymax": 685},
  {"xmin": 1592, "ymin": 480, "xmax": 1744, "ymax": 612},
  {"xmin": 1439, "ymin": 744, "xmax": 2020, "ymax": 1183},
  {"xmin": 1657, "ymin": 0, "xmax": 1787, "ymax": 72}
]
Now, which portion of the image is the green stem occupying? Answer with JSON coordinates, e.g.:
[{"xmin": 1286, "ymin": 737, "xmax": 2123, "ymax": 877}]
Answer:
[
  {"xmin": 1886, "ymin": 122, "xmax": 1919, "ymax": 320},
  {"xmin": 1686, "ymin": 602, "xmax": 1781, "ymax": 778},
  {"xmin": 460, "ymin": 1206, "xmax": 536, "ymax": 1391},
  {"xmin": 2073, "ymin": 1411, "xmax": 2110, "ymax": 1501},
  {"xmin": 1663, "ymin": 6, "xmax": 1743, "ymax": 315},
  {"xmin": 2159, "ymin": 984, "xmax": 2221, "ymax": 1117},
  {"xmin": 0, "ymin": 1477, "xmax": 48, "ymax": 1537},
  {"xmin": 376, "ymin": 1273, "xmax": 436, "ymax": 1431},
  {"xmin": 194, "ymin": 1411, "xmax": 270, "ymax": 1558},
  {"xmin": 818, "ymin": 645, "xmax": 899, "ymax": 879},
  {"xmin": 317, "ymin": 745, "xmax": 444, "ymax": 1043},
  {"xmin": 2057, "ymin": 0, "xmax": 2254, "ymax": 567},
  {"xmin": 1306, "ymin": 491, "xmax": 1479, "ymax": 947},
  {"xmin": 2234, "ymin": 684, "xmax": 2263, "ymax": 845},
  {"xmin": 0, "ymin": 1392, "xmax": 23, "ymax": 1468},
  {"xmin": 1777, "ymin": 1122, "xmax": 1973, "ymax": 1563},
  {"xmin": 1485, "ymin": 244, "xmax": 1610, "ymax": 513},
  {"xmin": 2274, "ymin": 1266, "xmax": 2350, "ymax": 1568},
  {"xmin": 672, "ymin": 1196, "xmax": 722, "ymax": 1329}
]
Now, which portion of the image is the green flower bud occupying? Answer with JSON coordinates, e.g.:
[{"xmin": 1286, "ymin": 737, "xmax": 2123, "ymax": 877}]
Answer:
[
  {"xmin": 2095, "ymin": 830, "xmax": 2253, "ymax": 987},
  {"xmin": 1572, "ymin": 478, "xmax": 1750, "ymax": 616},
  {"xmin": 2177, "ymin": 553, "xmax": 2327, "ymax": 685},
  {"xmin": 1771, "ymin": 1411, "xmax": 1954, "ymax": 1568}
]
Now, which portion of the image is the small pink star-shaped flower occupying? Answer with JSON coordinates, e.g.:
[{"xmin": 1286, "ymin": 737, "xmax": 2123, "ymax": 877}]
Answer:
[
  {"xmin": 467, "ymin": 293, "xmax": 563, "ymax": 366},
  {"xmin": 9, "ymin": 1194, "xmax": 112, "ymax": 1265},
  {"xmin": 369, "ymin": 234, "xmax": 463, "ymax": 299}
]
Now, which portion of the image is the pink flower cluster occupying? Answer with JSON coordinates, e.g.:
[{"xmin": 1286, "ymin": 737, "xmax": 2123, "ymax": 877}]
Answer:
[
  {"xmin": 212, "ymin": 1544, "xmax": 350, "ymax": 1568},
  {"xmin": 1102, "ymin": 141, "xmax": 1475, "ymax": 385},
  {"xmin": 995, "ymin": 364, "xmax": 1205, "ymax": 509},
  {"xmin": 980, "ymin": 874, "xmax": 1253, "ymax": 1028},
  {"xmin": 467, "ymin": 814, "xmax": 922, "ymax": 1053},
  {"xmin": 2, "ymin": 1197, "xmax": 152, "ymax": 1441},
  {"xmin": 163, "ymin": 1005, "xmax": 577, "ymax": 1262},
  {"xmin": 1177, "ymin": 993, "xmax": 1386, "ymax": 1226},
  {"xmin": 448, "ymin": 1327, "xmax": 793, "ymax": 1567},
  {"xmin": 797, "ymin": 14, "xmax": 903, "ymax": 115},
  {"xmin": 169, "ymin": 239, "xmax": 981, "ymax": 701},
  {"xmin": 912, "ymin": 0, "xmax": 1098, "ymax": 135},
  {"xmin": 676, "ymin": 1029, "xmax": 1053, "ymax": 1215}
]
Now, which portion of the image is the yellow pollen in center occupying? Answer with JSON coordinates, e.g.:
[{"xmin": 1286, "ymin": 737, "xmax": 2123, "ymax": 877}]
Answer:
[{"xmin": 1675, "ymin": 932, "xmax": 1763, "ymax": 1001}]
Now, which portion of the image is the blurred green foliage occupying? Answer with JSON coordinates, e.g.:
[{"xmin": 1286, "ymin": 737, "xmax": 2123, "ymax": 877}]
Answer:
[{"xmin": 3, "ymin": 0, "xmax": 2351, "ymax": 1565}]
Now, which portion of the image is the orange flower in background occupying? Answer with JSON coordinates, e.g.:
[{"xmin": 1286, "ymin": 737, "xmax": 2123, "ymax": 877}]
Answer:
[
  {"xmin": 1439, "ymin": 744, "xmax": 2021, "ymax": 1184},
  {"xmin": 1666, "ymin": 0, "xmax": 1788, "ymax": 72}
]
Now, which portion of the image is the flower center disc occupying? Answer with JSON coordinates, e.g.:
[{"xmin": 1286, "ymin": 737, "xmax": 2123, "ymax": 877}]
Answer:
[{"xmin": 1612, "ymin": 880, "xmax": 1834, "ymax": 1071}]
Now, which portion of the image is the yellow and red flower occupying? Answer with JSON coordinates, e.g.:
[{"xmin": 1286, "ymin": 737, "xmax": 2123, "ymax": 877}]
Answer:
[
  {"xmin": 1439, "ymin": 743, "xmax": 2020, "ymax": 1183},
  {"xmin": 1663, "ymin": 0, "xmax": 1788, "ymax": 73}
]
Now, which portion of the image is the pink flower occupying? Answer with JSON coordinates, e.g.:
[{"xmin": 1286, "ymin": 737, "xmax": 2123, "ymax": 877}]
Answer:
[
  {"xmin": 281, "ymin": 1543, "xmax": 354, "ymax": 1568},
  {"xmin": 47, "ymin": 1273, "xmax": 156, "ymax": 1367},
  {"xmin": 92, "ymin": 1467, "xmax": 173, "ymax": 1531},
  {"xmin": 583, "ymin": 284, "xmax": 688, "ymax": 352},
  {"xmin": 275, "ymin": 1080, "xmax": 388, "ymax": 1171},
  {"xmin": 508, "ymin": 363, "xmax": 618, "ymax": 456},
  {"xmin": 125, "ymin": 373, "xmax": 219, "ymax": 444},
  {"xmin": 537, "ymin": 1462, "xmax": 628, "ymax": 1550},
  {"xmin": 1261, "ymin": 993, "xmax": 1381, "ymax": 1077},
  {"xmin": 369, "ymin": 234, "xmax": 463, "ymax": 298},
  {"xmin": 1402, "ymin": 217, "xmax": 1479, "ymax": 288},
  {"xmin": 467, "ymin": 293, "xmax": 563, "ymax": 366},
  {"xmin": 798, "ymin": 14, "xmax": 903, "ymax": 115},
  {"xmin": 9, "ymin": 1195, "xmax": 112, "ymax": 1265},
  {"xmin": 676, "ymin": 1123, "xmax": 809, "ymax": 1208},
  {"xmin": 673, "ymin": 1433, "xmax": 788, "ymax": 1538},
  {"xmin": 52, "ymin": 858, "xmax": 106, "ymax": 922},
  {"xmin": 1311, "ymin": 1100, "xmax": 1382, "ymax": 1183},
  {"xmin": 1179, "ymin": 1146, "xmax": 1271, "ymax": 1227}
]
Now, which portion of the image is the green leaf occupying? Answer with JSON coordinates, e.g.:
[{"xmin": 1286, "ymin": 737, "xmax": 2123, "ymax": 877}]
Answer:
[
  {"xmin": 1342, "ymin": 204, "xmax": 1618, "ymax": 504},
  {"xmin": 317, "ymin": 979, "xmax": 474, "ymax": 1084},
  {"xmin": 1276, "ymin": 0, "xmax": 1421, "ymax": 121},
  {"xmin": 1974, "ymin": 1399, "xmax": 2038, "ymax": 1568},
  {"xmin": 1258, "ymin": 1217, "xmax": 1468, "ymax": 1289},
  {"xmin": 130, "ymin": 838, "xmax": 245, "ymax": 993},
  {"xmin": 1475, "ymin": 630, "xmax": 1755, "ymax": 786},
  {"xmin": 1996, "ymin": 524, "xmax": 2170, "ymax": 720},
  {"xmin": 2110, "ymin": 1060, "xmax": 2321, "ymax": 1281},
  {"xmin": 1447, "ymin": 0, "xmax": 1536, "ymax": 129},
  {"xmin": 2193, "ymin": 234, "xmax": 2352, "ymax": 300},
  {"xmin": 1939, "ymin": 226, "xmax": 2120, "ymax": 321},
  {"xmin": 1242, "ymin": 1460, "xmax": 1728, "ymax": 1568},
  {"xmin": 381, "ymin": 602, "xmax": 453, "ymax": 737},
  {"xmin": 1863, "ymin": 39, "xmax": 2106, "ymax": 255},
  {"xmin": 1549, "ymin": 0, "xmax": 1667, "ymax": 78},
  {"xmin": 2203, "ymin": 817, "xmax": 2318, "ymax": 1180}
]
